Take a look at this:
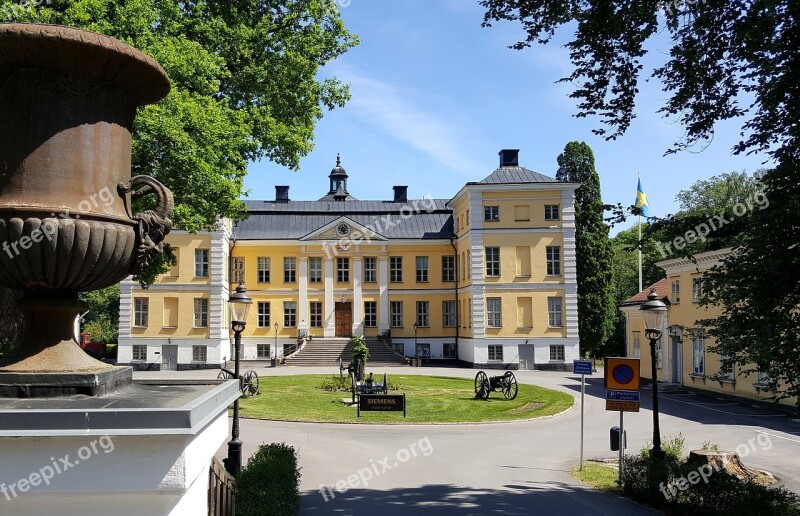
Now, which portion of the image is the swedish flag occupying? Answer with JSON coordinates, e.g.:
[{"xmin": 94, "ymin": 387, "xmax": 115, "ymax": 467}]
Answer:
[{"xmin": 635, "ymin": 178, "xmax": 651, "ymax": 217}]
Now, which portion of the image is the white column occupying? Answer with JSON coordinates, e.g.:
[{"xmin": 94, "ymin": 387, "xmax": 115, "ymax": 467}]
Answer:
[
  {"xmin": 324, "ymin": 257, "xmax": 335, "ymax": 337},
  {"xmin": 378, "ymin": 256, "xmax": 389, "ymax": 331},
  {"xmin": 298, "ymin": 257, "xmax": 309, "ymax": 331},
  {"xmin": 562, "ymin": 188, "xmax": 579, "ymax": 341},
  {"xmin": 469, "ymin": 191, "xmax": 486, "ymax": 339},
  {"xmin": 352, "ymin": 257, "xmax": 363, "ymax": 335},
  {"xmin": 118, "ymin": 277, "xmax": 134, "ymax": 339}
]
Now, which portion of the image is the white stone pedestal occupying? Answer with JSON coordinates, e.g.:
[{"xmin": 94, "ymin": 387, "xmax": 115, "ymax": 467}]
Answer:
[{"xmin": 0, "ymin": 380, "xmax": 239, "ymax": 516}]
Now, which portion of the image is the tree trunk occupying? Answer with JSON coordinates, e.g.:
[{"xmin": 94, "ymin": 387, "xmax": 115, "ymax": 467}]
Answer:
[{"xmin": 685, "ymin": 450, "xmax": 775, "ymax": 484}]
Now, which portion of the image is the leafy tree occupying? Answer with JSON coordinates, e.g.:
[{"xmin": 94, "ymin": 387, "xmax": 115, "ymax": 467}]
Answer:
[
  {"xmin": 0, "ymin": 0, "xmax": 359, "ymax": 354},
  {"xmin": 676, "ymin": 171, "xmax": 765, "ymax": 214},
  {"xmin": 556, "ymin": 142, "xmax": 615, "ymax": 357},
  {"xmin": 79, "ymin": 285, "xmax": 121, "ymax": 344}
]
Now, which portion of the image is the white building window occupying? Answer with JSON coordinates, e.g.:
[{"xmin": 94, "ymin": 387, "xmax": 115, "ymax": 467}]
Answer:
[
  {"xmin": 548, "ymin": 297, "xmax": 563, "ymax": 327},
  {"xmin": 284, "ymin": 302, "xmax": 297, "ymax": 327},
  {"xmin": 416, "ymin": 256, "xmax": 429, "ymax": 282},
  {"xmin": 390, "ymin": 256, "xmax": 403, "ymax": 282},
  {"xmin": 416, "ymin": 343, "xmax": 431, "ymax": 358},
  {"xmin": 544, "ymin": 204, "xmax": 560, "ymax": 220},
  {"xmin": 257, "ymin": 344, "xmax": 270, "ymax": 358},
  {"xmin": 488, "ymin": 345, "xmax": 503, "ymax": 361},
  {"xmin": 310, "ymin": 302, "xmax": 322, "ymax": 328},
  {"xmin": 442, "ymin": 301, "xmax": 456, "ymax": 328},
  {"xmin": 390, "ymin": 301, "xmax": 403, "ymax": 327},
  {"xmin": 633, "ymin": 332, "xmax": 641, "ymax": 358},
  {"xmin": 692, "ymin": 277, "xmax": 703, "ymax": 303},
  {"xmin": 550, "ymin": 345, "xmax": 565, "ymax": 361},
  {"xmin": 134, "ymin": 297, "xmax": 149, "ymax": 327},
  {"xmin": 257, "ymin": 257, "xmax": 270, "ymax": 283},
  {"xmin": 257, "ymin": 302, "xmax": 270, "ymax": 328},
  {"xmin": 484, "ymin": 206, "xmax": 499, "ymax": 222},
  {"xmin": 755, "ymin": 369, "xmax": 770, "ymax": 386},
  {"xmin": 309, "ymin": 257, "xmax": 322, "ymax": 283},
  {"xmin": 416, "ymin": 301, "xmax": 429, "ymax": 327},
  {"xmin": 442, "ymin": 256, "xmax": 455, "ymax": 282},
  {"xmin": 692, "ymin": 336, "xmax": 705, "ymax": 375},
  {"xmin": 719, "ymin": 354, "xmax": 735, "ymax": 381},
  {"xmin": 671, "ymin": 279, "xmax": 681, "ymax": 304},
  {"xmin": 230, "ymin": 257, "xmax": 244, "ymax": 284},
  {"xmin": 192, "ymin": 345, "xmax": 207, "ymax": 362},
  {"xmin": 194, "ymin": 298, "xmax": 208, "ymax": 328},
  {"xmin": 364, "ymin": 301, "xmax": 377, "ymax": 327},
  {"xmin": 337, "ymin": 257, "xmax": 349, "ymax": 283},
  {"xmin": 363, "ymin": 257, "xmax": 376, "ymax": 283},
  {"xmin": 546, "ymin": 246, "xmax": 561, "ymax": 275},
  {"xmin": 194, "ymin": 249, "xmax": 209, "ymax": 277},
  {"xmin": 284, "ymin": 257, "xmax": 296, "ymax": 283},
  {"xmin": 132, "ymin": 345, "xmax": 147, "ymax": 361},
  {"xmin": 485, "ymin": 247, "xmax": 500, "ymax": 276},
  {"xmin": 486, "ymin": 298, "xmax": 502, "ymax": 327},
  {"xmin": 443, "ymin": 343, "xmax": 457, "ymax": 358}
]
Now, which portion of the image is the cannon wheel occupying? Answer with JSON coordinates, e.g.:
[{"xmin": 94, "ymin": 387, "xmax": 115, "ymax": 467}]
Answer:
[
  {"xmin": 241, "ymin": 370, "xmax": 260, "ymax": 397},
  {"xmin": 217, "ymin": 370, "xmax": 233, "ymax": 380},
  {"xmin": 474, "ymin": 371, "xmax": 490, "ymax": 399},
  {"xmin": 501, "ymin": 371, "xmax": 518, "ymax": 400}
]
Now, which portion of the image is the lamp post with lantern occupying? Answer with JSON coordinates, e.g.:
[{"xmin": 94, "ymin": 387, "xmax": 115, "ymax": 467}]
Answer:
[
  {"xmin": 640, "ymin": 288, "xmax": 668, "ymax": 460},
  {"xmin": 225, "ymin": 282, "xmax": 251, "ymax": 476}
]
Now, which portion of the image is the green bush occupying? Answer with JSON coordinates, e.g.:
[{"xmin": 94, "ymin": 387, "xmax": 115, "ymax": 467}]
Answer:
[
  {"xmin": 640, "ymin": 434, "xmax": 685, "ymax": 460},
  {"xmin": 236, "ymin": 443, "xmax": 301, "ymax": 516},
  {"xmin": 320, "ymin": 374, "xmax": 352, "ymax": 392}
]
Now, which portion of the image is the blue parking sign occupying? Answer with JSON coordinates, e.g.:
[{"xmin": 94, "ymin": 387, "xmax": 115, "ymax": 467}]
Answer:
[{"xmin": 573, "ymin": 360, "xmax": 593, "ymax": 375}]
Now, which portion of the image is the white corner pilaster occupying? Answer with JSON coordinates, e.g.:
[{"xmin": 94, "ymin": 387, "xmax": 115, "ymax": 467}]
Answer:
[
  {"xmin": 352, "ymin": 257, "xmax": 363, "ymax": 335},
  {"xmin": 324, "ymin": 257, "xmax": 335, "ymax": 337},
  {"xmin": 378, "ymin": 256, "xmax": 389, "ymax": 331},
  {"xmin": 298, "ymin": 257, "xmax": 309, "ymax": 331},
  {"xmin": 562, "ymin": 188, "xmax": 579, "ymax": 342},
  {"xmin": 118, "ymin": 277, "xmax": 134, "ymax": 339},
  {"xmin": 209, "ymin": 225, "xmax": 231, "ymax": 343}
]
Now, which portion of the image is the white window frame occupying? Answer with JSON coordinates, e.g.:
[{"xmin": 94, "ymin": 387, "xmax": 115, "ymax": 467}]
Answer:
[
  {"xmin": 486, "ymin": 297, "xmax": 502, "ymax": 328},
  {"xmin": 443, "ymin": 342, "xmax": 457, "ymax": 358},
  {"xmin": 230, "ymin": 257, "xmax": 244, "ymax": 284},
  {"xmin": 193, "ymin": 298, "xmax": 208, "ymax": 328},
  {"xmin": 544, "ymin": 204, "xmax": 560, "ymax": 220},
  {"xmin": 194, "ymin": 249, "xmax": 209, "ymax": 277},
  {"xmin": 257, "ymin": 344, "xmax": 270, "ymax": 358},
  {"xmin": 192, "ymin": 345, "xmax": 207, "ymax": 362},
  {"xmin": 485, "ymin": 247, "xmax": 500, "ymax": 276},
  {"xmin": 309, "ymin": 257, "xmax": 322, "ymax": 283},
  {"xmin": 134, "ymin": 297, "xmax": 149, "ymax": 328},
  {"xmin": 363, "ymin": 257, "xmax": 376, "ymax": 283},
  {"xmin": 390, "ymin": 301, "xmax": 403, "ymax": 327},
  {"xmin": 488, "ymin": 345, "xmax": 503, "ymax": 361},
  {"xmin": 284, "ymin": 257, "xmax": 296, "ymax": 283},
  {"xmin": 415, "ymin": 256, "xmax": 429, "ymax": 282},
  {"xmin": 549, "ymin": 345, "xmax": 565, "ymax": 361},
  {"xmin": 671, "ymin": 279, "xmax": 681, "ymax": 304},
  {"xmin": 442, "ymin": 301, "xmax": 456, "ymax": 328},
  {"xmin": 546, "ymin": 246, "xmax": 561, "ymax": 276},
  {"xmin": 484, "ymin": 206, "xmax": 499, "ymax": 222},
  {"xmin": 390, "ymin": 256, "xmax": 403, "ymax": 282},
  {"xmin": 548, "ymin": 297, "xmax": 563, "ymax": 327},
  {"xmin": 692, "ymin": 277, "xmax": 703, "ymax": 303},
  {"xmin": 284, "ymin": 301, "xmax": 297, "ymax": 327},
  {"xmin": 442, "ymin": 256, "xmax": 455, "ymax": 282},
  {"xmin": 132, "ymin": 345, "xmax": 147, "ymax": 361},
  {"xmin": 337, "ymin": 257, "xmax": 350, "ymax": 283},
  {"xmin": 257, "ymin": 257, "xmax": 270, "ymax": 283},
  {"xmin": 257, "ymin": 302, "xmax": 270, "ymax": 328},
  {"xmin": 416, "ymin": 301, "xmax": 429, "ymax": 328},
  {"xmin": 633, "ymin": 332, "xmax": 641, "ymax": 358},
  {"xmin": 364, "ymin": 301, "xmax": 377, "ymax": 328},
  {"xmin": 310, "ymin": 302, "xmax": 322, "ymax": 328},
  {"xmin": 692, "ymin": 336, "xmax": 705, "ymax": 375}
]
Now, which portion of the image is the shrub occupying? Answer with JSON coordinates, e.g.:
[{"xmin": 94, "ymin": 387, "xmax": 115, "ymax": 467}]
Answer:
[
  {"xmin": 350, "ymin": 335, "xmax": 369, "ymax": 381},
  {"xmin": 640, "ymin": 434, "xmax": 685, "ymax": 460},
  {"xmin": 320, "ymin": 374, "xmax": 352, "ymax": 392},
  {"xmin": 701, "ymin": 440, "xmax": 720, "ymax": 451},
  {"xmin": 236, "ymin": 443, "xmax": 301, "ymax": 516}
]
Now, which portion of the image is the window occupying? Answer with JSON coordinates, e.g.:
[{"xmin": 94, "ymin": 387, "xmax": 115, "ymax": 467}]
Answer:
[
  {"xmin": 487, "ymin": 298, "xmax": 502, "ymax": 327},
  {"xmin": 692, "ymin": 336, "xmax": 705, "ymax": 375},
  {"xmin": 484, "ymin": 206, "xmax": 499, "ymax": 222},
  {"xmin": 257, "ymin": 302, "xmax": 270, "ymax": 328},
  {"xmin": 284, "ymin": 257, "xmax": 296, "ymax": 283},
  {"xmin": 488, "ymin": 345, "xmax": 503, "ymax": 361},
  {"xmin": 133, "ymin": 297, "xmax": 148, "ymax": 327},
  {"xmin": 692, "ymin": 277, "xmax": 703, "ymax": 303},
  {"xmin": 548, "ymin": 297, "xmax": 563, "ymax": 327},
  {"xmin": 309, "ymin": 257, "xmax": 322, "ymax": 283},
  {"xmin": 443, "ymin": 343, "xmax": 457, "ymax": 359},
  {"xmin": 485, "ymin": 247, "xmax": 500, "ymax": 276},
  {"xmin": 466, "ymin": 209, "xmax": 470, "ymax": 226},
  {"xmin": 549, "ymin": 345, "xmax": 565, "ymax": 361},
  {"xmin": 390, "ymin": 301, "xmax": 403, "ymax": 327},
  {"xmin": 257, "ymin": 257, "xmax": 270, "ymax": 283},
  {"xmin": 416, "ymin": 343, "xmax": 431, "ymax": 358},
  {"xmin": 284, "ymin": 302, "xmax": 297, "ymax": 327},
  {"xmin": 755, "ymin": 369, "xmax": 770, "ymax": 386},
  {"xmin": 310, "ymin": 302, "xmax": 322, "ymax": 328},
  {"xmin": 390, "ymin": 256, "xmax": 403, "ymax": 282},
  {"xmin": 392, "ymin": 342, "xmax": 405, "ymax": 355},
  {"xmin": 194, "ymin": 298, "xmax": 209, "ymax": 327},
  {"xmin": 337, "ymin": 257, "xmax": 349, "ymax": 283},
  {"xmin": 719, "ymin": 354, "xmax": 735, "ymax": 381},
  {"xmin": 671, "ymin": 279, "xmax": 681, "ymax": 304},
  {"xmin": 416, "ymin": 301, "xmax": 429, "ymax": 327},
  {"xmin": 363, "ymin": 257, "xmax": 376, "ymax": 283},
  {"xmin": 514, "ymin": 204, "xmax": 530, "ymax": 221},
  {"xmin": 132, "ymin": 345, "xmax": 147, "ymax": 361},
  {"xmin": 364, "ymin": 301, "xmax": 377, "ymax": 327},
  {"xmin": 633, "ymin": 332, "xmax": 641, "ymax": 358},
  {"xmin": 442, "ymin": 256, "xmax": 455, "ymax": 282},
  {"xmin": 192, "ymin": 345, "xmax": 207, "ymax": 362},
  {"xmin": 257, "ymin": 344, "xmax": 270, "ymax": 358},
  {"xmin": 416, "ymin": 256, "xmax": 429, "ymax": 282},
  {"xmin": 546, "ymin": 246, "xmax": 561, "ymax": 275},
  {"xmin": 230, "ymin": 257, "xmax": 244, "ymax": 284},
  {"xmin": 544, "ymin": 205, "xmax": 560, "ymax": 220},
  {"xmin": 442, "ymin": 301, "xmax": 456, "ymax": 328},
  {"xmin": 194, "ymin": 249, "xmax": 209, "ymax": 277}
]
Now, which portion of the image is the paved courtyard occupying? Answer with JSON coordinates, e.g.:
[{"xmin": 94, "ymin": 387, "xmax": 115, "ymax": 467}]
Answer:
[{"xmin": 135, "ymin": 366, "xmax": 800, "ymax": 514}]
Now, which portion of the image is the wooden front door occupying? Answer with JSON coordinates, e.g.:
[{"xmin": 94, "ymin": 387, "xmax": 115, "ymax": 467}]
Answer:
[{"xmin": 335, "ymin": 302, "xmax": 352, "ymax": 337}]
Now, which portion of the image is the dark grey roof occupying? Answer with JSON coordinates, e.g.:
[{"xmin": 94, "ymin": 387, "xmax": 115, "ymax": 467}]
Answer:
[
  {"xmin": 234, "ymin": 199, "xmax": 454, "ymax": 240},
  {"xmin": 478, "ymin": 166, "xmax": 561, "ymax": 184}
]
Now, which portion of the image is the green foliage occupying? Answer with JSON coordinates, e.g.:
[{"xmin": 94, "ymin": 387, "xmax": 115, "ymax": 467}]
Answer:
[
  {"xmin": 640, "ymin": 434, "xmax": 685, "ymax": 461},
  {"xmin": 319, "ymin": 374, "xmax": 352, "ymax": 392},
  {"xmin": 79, "ymin": 284, "xmax": 121, "ymax": 344},
  {"xmin": 555, "ymin": 142, "xmax": 615, "ymax": 357},
  {"xmin": 350, "ymin": 335, "xmax": 369, "ymax": 382},
  {"xmin": 236, "ymin": 443, "xmax": 301, "ymax": 516},
  {"xmin": 701, "ymin": 441, "xmax": 720, "ymax": 452}
]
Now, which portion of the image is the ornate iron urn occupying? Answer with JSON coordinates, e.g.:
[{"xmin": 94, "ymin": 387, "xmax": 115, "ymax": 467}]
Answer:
[{"xmin": 0, "ymin": 24, "xmax": 173, "ymax": 396}]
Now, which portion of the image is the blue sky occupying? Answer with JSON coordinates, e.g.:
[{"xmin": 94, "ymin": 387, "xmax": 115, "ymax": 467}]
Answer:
[{"xmin": 244, "ymin": 0, "xmax": 771, "ymax": 234}]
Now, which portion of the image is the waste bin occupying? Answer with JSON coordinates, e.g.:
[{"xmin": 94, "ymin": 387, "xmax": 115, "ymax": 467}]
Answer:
[
  {"xmin": 270, "ymin": 357, "xmax": 277, "ymax": 368},
  {"xmin": 610, "ymin": 426, "xmax": 627, "ymax": 451}
]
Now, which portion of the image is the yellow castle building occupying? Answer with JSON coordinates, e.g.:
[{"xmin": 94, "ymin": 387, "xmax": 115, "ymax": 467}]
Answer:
[{"xmin": 117, "ymin": 149, "xmax": 580, "ymax": 370}]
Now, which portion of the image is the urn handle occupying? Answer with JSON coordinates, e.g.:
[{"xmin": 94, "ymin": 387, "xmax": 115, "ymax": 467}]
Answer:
[{"xmin": 118, "ymin": 176, "xmax": 174, "ymax": 275}]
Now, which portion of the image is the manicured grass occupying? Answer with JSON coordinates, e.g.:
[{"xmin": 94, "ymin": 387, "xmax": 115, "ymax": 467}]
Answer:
[
  {"xmin": 238, "ymin": 374, "xmax": 573, "ymax": 424},
  {"xmin": 571, "ymin": 462, "xmax": 621, "ymax": 494}
]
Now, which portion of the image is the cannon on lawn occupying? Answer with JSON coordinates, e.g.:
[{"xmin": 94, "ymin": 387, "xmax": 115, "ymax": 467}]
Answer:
[{"xmin": 474, "ymin": 370, "xmax": 518, "ymax": 400}]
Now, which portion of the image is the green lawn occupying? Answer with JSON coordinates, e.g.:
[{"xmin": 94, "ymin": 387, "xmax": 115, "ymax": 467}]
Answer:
[
  {"xmin": 571, "ymin": 462, "xmax": 621, "ymax": 494},
  {"xmin": 238, "ymin": 374, "xmax": 574, "ymax": 424}
]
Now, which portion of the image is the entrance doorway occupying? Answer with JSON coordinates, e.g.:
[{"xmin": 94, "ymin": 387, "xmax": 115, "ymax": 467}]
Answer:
[
  {"xmin": 161, "ymin": 344, "xmax": 178, "ymax": 371},
  {"xmin": 519, "ymin": 344, "xmax": 535, "ymax": 370},
  {"xmin": 335, "ymin": 302, "xmax": 352, "ymax": 337},
  {"xmin": 671, "ymin": 336, "xmax": 682, "ymax": 383}
]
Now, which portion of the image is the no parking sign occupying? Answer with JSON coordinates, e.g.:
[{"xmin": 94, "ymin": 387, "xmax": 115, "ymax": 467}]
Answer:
[{"xmin": 604, "ymin": 357, "xmax": 640, "ymax": 391}]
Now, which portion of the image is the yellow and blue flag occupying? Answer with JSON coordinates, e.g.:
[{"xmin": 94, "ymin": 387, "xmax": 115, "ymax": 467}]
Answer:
[{"xmin": 635, "ymin": 178, "xmax": 651, "ymax": 217}]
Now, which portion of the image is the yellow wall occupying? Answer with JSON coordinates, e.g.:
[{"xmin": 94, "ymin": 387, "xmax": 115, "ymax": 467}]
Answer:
[
  {"xmin": 484, "ymin": 290, "xmax": 566, "ymax": 338},
  {"xmin": 482, "ymin": 190, "xmax": 564, "ymax": 229}
]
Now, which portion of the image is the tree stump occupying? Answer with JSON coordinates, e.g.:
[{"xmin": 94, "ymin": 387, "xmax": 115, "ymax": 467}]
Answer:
[{"xmin": 685, "ymin": 450, "xmax": 776, "ymax": 484}]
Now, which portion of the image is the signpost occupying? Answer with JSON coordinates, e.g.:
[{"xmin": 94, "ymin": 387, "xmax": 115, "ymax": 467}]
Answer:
[
  {"xmin": 604, "ymin": 357, "xmax": 641, "ymax": 483},
  {"xmin": 573, "ymin": 360, "xmax": 593, "ymax": 470},
  {"xmin": 357, "ymin": 394, "xmax": 406, "ymax": 417}
]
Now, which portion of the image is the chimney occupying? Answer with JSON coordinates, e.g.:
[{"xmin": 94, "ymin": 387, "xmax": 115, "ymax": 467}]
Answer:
[
  {"xmin": 393, "ymin": 185, "xmax": 408, "ymax": 203},
  {"xmin": 499, "ymin": 149, "xmax": 519, "ymax": 167},
  {"xmin": 275, "ymin": 185, "xmax": 290, "ymax": 203}
]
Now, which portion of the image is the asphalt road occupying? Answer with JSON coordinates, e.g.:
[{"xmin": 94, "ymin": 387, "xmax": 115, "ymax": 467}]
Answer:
[{"xmin": 135, "ymin": 366, "xmax": 800, "ymax": 515}]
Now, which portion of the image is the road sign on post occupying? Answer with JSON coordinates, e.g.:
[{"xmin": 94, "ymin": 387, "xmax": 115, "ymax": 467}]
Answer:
[
  {"xmin": 604, "ymin": 357, "xmax": 641, "ymax": 391},
  {"xmin": 573, "ymin": 360, "xmax": 593, "ymax": 470}
]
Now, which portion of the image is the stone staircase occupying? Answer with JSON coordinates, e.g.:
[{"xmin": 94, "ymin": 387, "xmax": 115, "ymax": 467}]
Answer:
[{"xmin": 282, "ymin": 337, "xmax": 407, "ymax": 367}]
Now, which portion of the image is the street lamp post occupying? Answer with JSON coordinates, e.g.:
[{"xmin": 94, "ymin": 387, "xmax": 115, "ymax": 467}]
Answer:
[
  {"xmin": 640, "ymin": 289, "xmax": 668, "ymax": 461},
  {"xmin": 413, "ymin": 321, "xmax": 418, "ymax": 365},
  {"xmin": 225, "ymin": 282, "xmax": 251, "ymax": 476},
  {"xmin": 274, "ymin": 321, "xmax": 279, "ymax": 363}
]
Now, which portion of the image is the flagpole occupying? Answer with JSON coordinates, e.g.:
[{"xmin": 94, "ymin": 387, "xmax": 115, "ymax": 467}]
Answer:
[{"xmin": 638, "ymin": 172, "xmax": 643, "ymax": 292}]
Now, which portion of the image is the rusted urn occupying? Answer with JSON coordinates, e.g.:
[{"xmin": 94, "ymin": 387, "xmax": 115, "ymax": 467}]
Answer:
[{"xmin": 0, "ymin": 24, "xmax": 173, "ymax": 394}]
